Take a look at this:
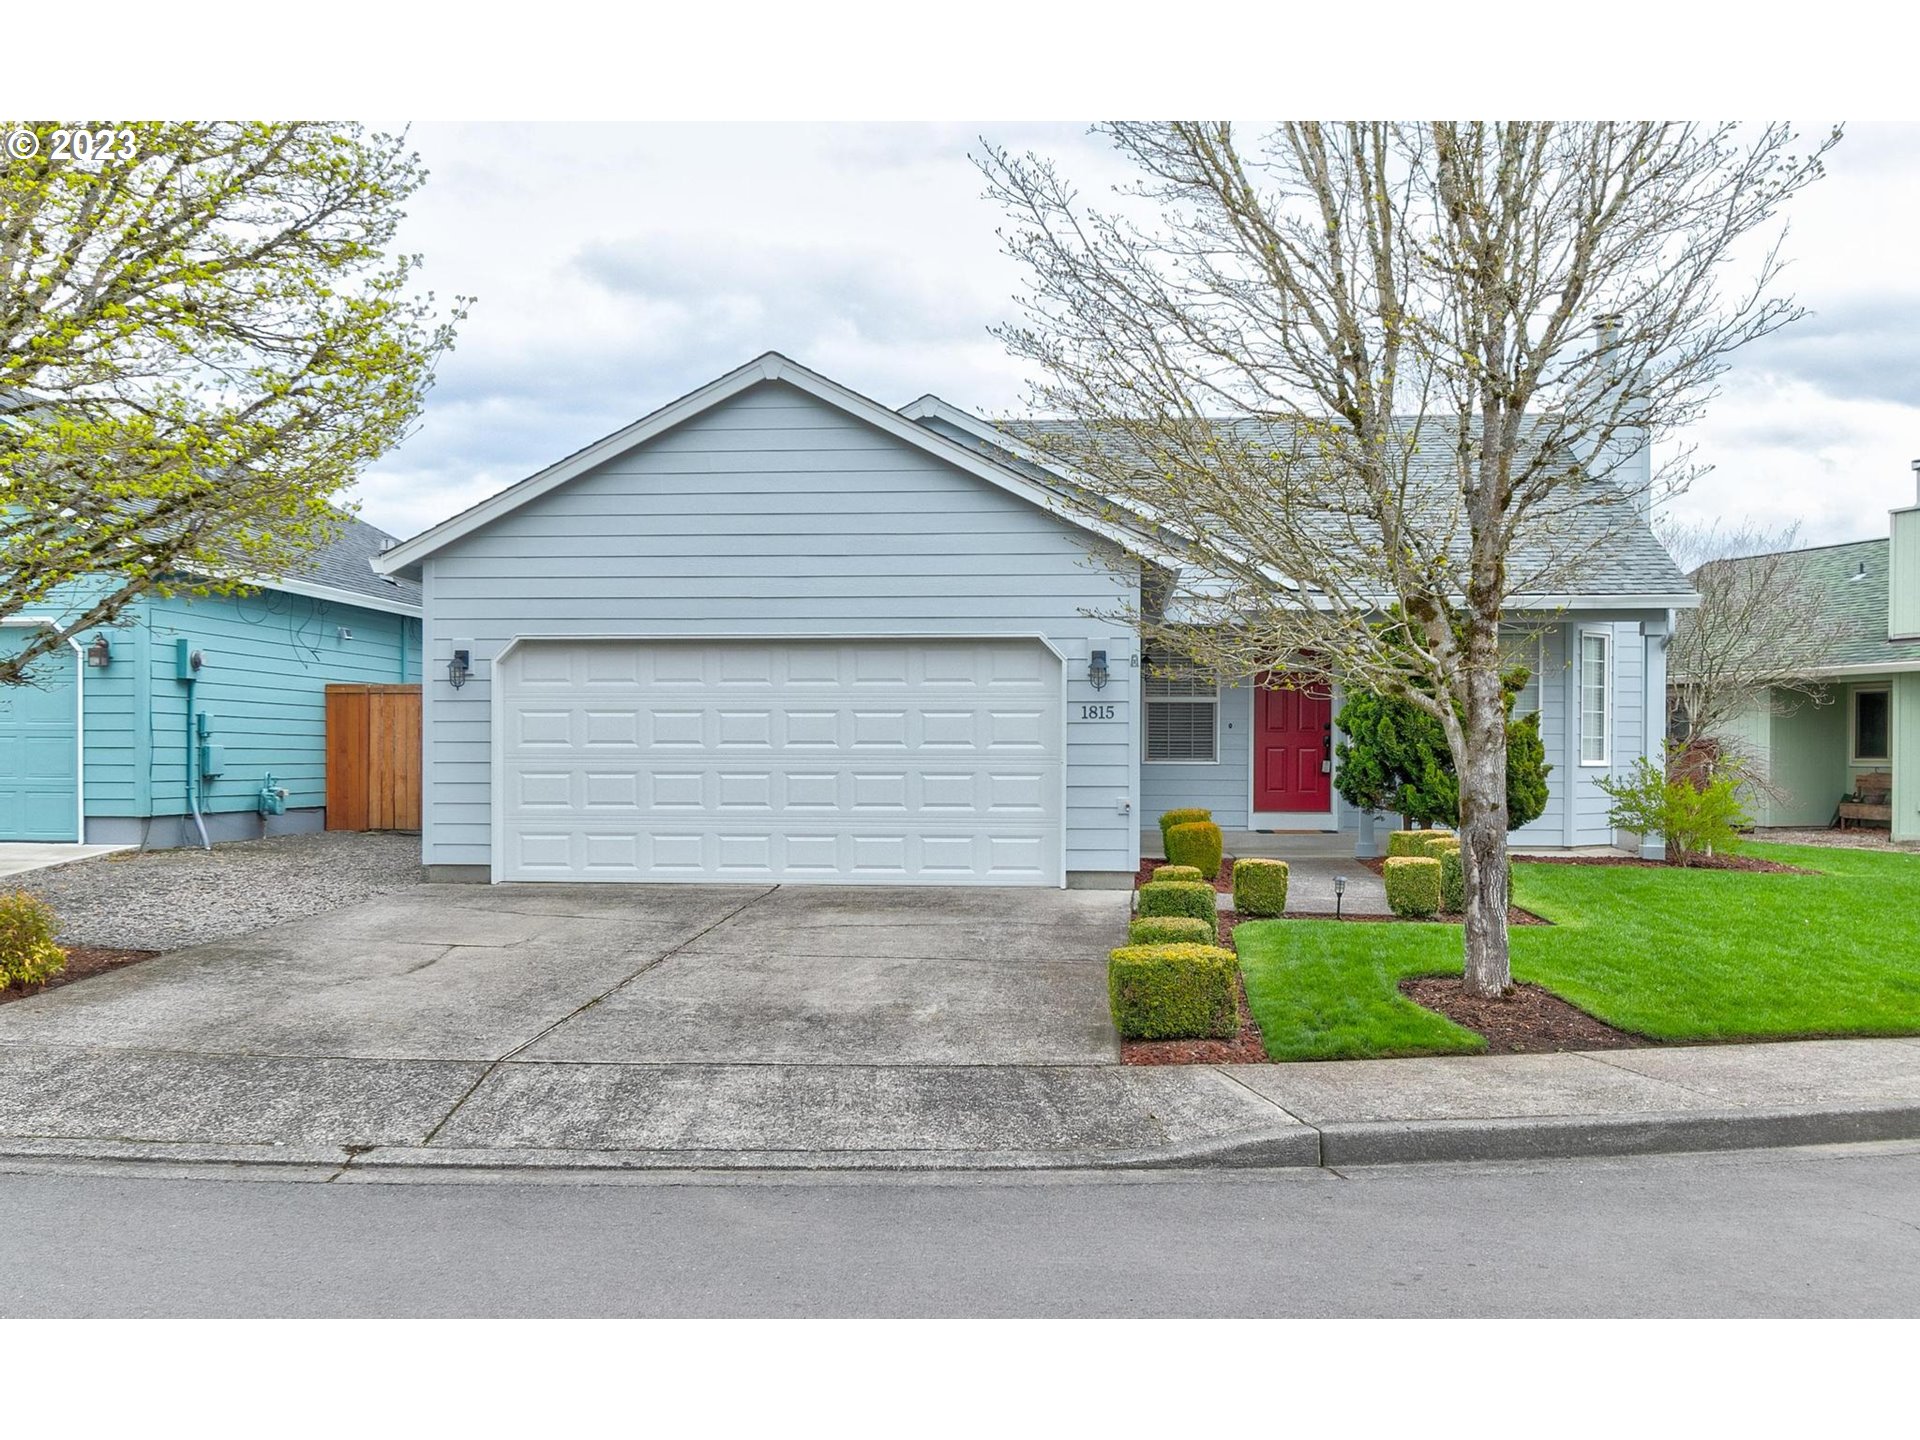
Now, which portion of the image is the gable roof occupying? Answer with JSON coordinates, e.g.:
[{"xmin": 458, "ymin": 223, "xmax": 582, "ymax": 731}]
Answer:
[
  {"xmin": 1701, "ymin": 536, "xmax": 1920, "ymax": 673},
  {"xmin": 372, "ymin": 353, "xmax": 1157, "ymax": 579},
  {"xmin": 906, "ymin": 399, "xmax": 1695, "ymax": 609},
  {"xmin": 229, "ymin": 511, "xmax": 422, "ymax": 617}
]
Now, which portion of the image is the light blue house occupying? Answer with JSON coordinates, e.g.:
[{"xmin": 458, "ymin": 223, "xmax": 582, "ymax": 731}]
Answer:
[
  {"xmin": 373, "ymin": 353, "xmax": 1691, "ymax": 888},
  {"xmin": 1, "ymin": 517, "xmax": 422, "ymax": 846}
]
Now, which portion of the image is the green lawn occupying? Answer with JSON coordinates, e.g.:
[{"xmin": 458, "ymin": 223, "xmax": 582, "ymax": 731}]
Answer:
[{"xmin": 1235, "ymin": 842, "xmax": 1920, "ymax": 1061}]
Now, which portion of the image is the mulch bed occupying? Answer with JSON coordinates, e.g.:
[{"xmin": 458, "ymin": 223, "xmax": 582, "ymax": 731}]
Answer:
[
  {"xmin": 1513, "ymin": 852, "xmax": 1814, "ymax": 875},
  {"xmin": 1121, "ymin": 971, "xmax": 1270, "ymax": 1065},
  {"xmin": 0, "ymin": 946, "xmax": 161, "ymax": 1007},
  {"xmin": 1133, "ymin": 860, "xmax": 1236, "ymax": 894},
  {"xmin": 1399, "ymin": 976, "xmax": 1648, "ymax": 1053}
]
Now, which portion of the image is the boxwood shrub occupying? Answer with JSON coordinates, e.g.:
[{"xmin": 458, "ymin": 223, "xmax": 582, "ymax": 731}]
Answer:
[
  {"xmin": 1151, "ymin": 864, "xmax": 1205, "ymax": 884},
  {"xmin": 1440, "ymin": 847, "xmax": 1466, "ymax": 914},
  {"xmin": 1157, "ymin": 807, "xmax": 1213, "ymax": 851},
  {"xmin": 1165, "ymin": 820, "xmax": 1224, "ymax": 880},
  {"xmin": 0, "ymin": 890, "xmax": 67, "ymax": 990},
  {"xmin": 1386, "ymin": 829, "xmax": 1441, "ymax": 858},
  {"xmin": 1383, "ymin": 856, "xmax": 1442, "ymax": 917},
  {"xmin": 1137, "ymin": 880, "xmax": 1217, "ymax": 923},
  {"xmin": 1231, "ymin": 858, "xmax": 1290, "ymax": 918},
  {"xmin": 1128, "ymin": 915, "xmax": 1216, "ymax": 947},
  {"xmin": 1417, "ymin": 831, "xmax": 1458, "ymax": 859},
  {"xmin": 1107, "ymin": 942, "xmax": 1241, "ymax": 1039}
]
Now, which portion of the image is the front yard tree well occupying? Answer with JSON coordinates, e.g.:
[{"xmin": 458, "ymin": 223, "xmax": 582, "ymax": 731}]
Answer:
[{"xmin": 981, "ymin": 121, "xmax": 1836, "ymax": 996}]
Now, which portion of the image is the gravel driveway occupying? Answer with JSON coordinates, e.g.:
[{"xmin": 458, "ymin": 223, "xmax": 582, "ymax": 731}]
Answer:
[{"xmin": 20, "ymin": 832, "xmax": 424, "ymax": 951}]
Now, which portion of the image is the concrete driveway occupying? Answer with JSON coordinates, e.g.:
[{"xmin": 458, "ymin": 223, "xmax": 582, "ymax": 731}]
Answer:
[
  {"xmin": 0, "ymin": 883, "xmax": 1126, "ymax": 1066},
  {"xmin": 0, "ymin": 883, "xmax": 1312, "ymax": 1170}
]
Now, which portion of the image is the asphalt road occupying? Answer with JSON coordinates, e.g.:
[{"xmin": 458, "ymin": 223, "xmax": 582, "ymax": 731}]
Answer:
[{"xmin": 4, "ymin": 1143, "xmax": 1919, "ymax": 1317}]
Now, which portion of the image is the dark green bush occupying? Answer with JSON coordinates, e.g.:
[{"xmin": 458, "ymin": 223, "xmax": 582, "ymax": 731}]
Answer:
[
  {"xmin": 1137, "ymin": 880, "xmax": 1217, "ymax": 923},
  {"xmin": 0, "ymin": 891, "xmax": 66, "ymax": 990},
  {"xmin": 1107, "ymin": 943, "xmax": 1241, "ymax": 1039},
  {"xmin": 1128, "ymin": 916, "xmax": 1216, "ymax": 947},
  {"xmin": 1232, "ymin": 859, "xmax": 1290, "ymax": 917},
  {"xmin": 1166, "ymin": 820, "xmax": 1224, "ymax": 879},
  {"xmin": 1383, "ymin": 856, "xmax": 1442, "ymax": 917},
  {"xmin": 1157, "ymin": 807, "xmax": 1213, "ymax": 851},
  {"xmin": 1151, "ymin": 864, "xmax": 1204, "ymax": 884}
]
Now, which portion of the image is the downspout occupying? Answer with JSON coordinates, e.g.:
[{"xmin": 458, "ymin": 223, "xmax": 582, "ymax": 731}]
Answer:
[{"xmin": 66, "ymin": 634, "xmax": 85, "ymax": 844}]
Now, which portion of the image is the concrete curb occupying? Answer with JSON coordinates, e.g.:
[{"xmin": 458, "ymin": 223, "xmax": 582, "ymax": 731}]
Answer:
[{"xmin": 6, "ymin": 1105, "xmax": 1919, "ymax": 1179}]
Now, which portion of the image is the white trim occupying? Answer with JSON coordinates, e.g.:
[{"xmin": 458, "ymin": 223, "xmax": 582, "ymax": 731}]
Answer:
[
  {"xmin": 1578, "ymin": 626, "xmax": 1612, "ymax": 767},
  {"xmin": 0, "ymin": 616, "xmax": 85, "ymax": 842},
  {"xmin": 1850, "ymin": 684, "xmax": 1892, "ymax": 765},
  {"xmin": 1807, "ymin": 659, "xmax": 1920, "ymax": 678},
  {"xmin": 378, "ymin": 354, "xmax": 1158, "ymax": 577},
  {"xmin": 217, "ymin": 571, "xmax": 422, "ymax": 618},
  {"xmin": 486, "ymin": 631, "xmax": 1075, "ymax": 889},
  {"xmin": 1245, "ymin": 674, "xmax": 1340, "ymax": 827}
]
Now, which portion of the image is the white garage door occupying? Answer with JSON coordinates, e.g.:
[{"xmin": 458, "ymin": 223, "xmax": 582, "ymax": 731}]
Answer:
[{"xmin": 497, "ymin": 638, "xmax": 1064, "ymax": 885}]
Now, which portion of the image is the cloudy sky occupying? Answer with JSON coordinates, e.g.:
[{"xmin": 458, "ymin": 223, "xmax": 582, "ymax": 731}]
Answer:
[{"xmin": 358, "ymin": 121, "xmax": 1920, "ymax": 551}]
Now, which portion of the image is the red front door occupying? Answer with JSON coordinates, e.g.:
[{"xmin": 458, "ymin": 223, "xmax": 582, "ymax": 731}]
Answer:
[{"xmin": 1253, "ymin": 678, "xmax": 1332, "ymax": 814}]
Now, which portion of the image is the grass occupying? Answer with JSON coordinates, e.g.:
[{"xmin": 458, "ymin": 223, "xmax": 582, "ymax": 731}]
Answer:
[{"xmin": 1235, "ymin": 841, "xmax": 1920, "ymax": 1062}]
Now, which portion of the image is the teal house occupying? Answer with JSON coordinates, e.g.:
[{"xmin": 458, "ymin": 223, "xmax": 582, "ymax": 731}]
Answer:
[{"xmin": 1, "ymin": 517, "xmax": 422, "ymax": 846}]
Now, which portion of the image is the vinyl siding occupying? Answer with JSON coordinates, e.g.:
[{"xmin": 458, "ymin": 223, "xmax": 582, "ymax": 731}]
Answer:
[
  {"xmin": 418, "ymin": 380, "xmax": 1142, "ymax": 875},
  {"xmin": 140, "ymin": 590, "xmax": 421, "ymax": 818},
  {"xmin": 1141, "ymin": 679, "xmax": 1252, "ymax": 827}
]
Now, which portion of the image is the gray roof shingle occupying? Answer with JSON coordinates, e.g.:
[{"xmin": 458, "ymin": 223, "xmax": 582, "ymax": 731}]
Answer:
[{"xmin": 1703, "ymin": 537, "xmax": 1920, "ymax": 671}]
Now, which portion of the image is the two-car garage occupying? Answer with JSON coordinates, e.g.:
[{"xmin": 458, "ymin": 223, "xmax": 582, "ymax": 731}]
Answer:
[{"xmin": 495, "ymin": 638, "xmax": 1065, "ymax": 885}]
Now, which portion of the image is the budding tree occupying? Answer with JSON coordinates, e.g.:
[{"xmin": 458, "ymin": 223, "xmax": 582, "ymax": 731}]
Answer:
[
  {"xmin": 1664, "ymin": 519, "xmax": 1847, "ymax": 749},
  {"xmin": 980, "ymin": 122, "xmax": 1836, "ymax": 996},
  {"xmin": 1, "ymin": 121, "xmax": 465, "ymax": 685}
]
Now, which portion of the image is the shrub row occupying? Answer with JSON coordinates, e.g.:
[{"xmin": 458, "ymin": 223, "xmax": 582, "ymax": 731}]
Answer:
[
  {"xmin": 1137, "ymin": 880, "xmax": 1217, "ymax": 923},
  {"xmin": 1231, "ymin": 858, "xmax": 1288, "ymax": 917},
  {"xmin": 1128, "ymin": 916, "xmax": 1216, "ymax": 946}
]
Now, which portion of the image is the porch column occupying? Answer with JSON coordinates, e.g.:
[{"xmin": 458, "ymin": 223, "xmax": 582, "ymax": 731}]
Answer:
[{"xmin": 1639, "ymin": 613, "xmax": 1671, "ymax": 860}]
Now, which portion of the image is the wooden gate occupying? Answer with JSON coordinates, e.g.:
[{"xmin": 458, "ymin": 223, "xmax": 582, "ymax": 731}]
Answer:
[{"xmin": 325, "ymin": 684, "xmax": 422, "ymax": 831}]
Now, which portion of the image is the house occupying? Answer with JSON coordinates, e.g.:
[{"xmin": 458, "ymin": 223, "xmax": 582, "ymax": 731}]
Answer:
[
  {"xmin": 372, "ymin": 352, "xmax": 1692, "ymax": 887},
  {"xmin": 1700, "ymin": 470, "xmax": 1920, "ymax": 841},
  {"xmin": 0, "ymin": 516, "xmax": 422, "ymax": 846}
]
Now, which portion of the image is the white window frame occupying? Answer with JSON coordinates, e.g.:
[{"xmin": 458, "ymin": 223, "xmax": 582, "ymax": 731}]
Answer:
[
  {"xmin": 1578, "ymin": 627, "xmax": 1611, "ymax": 767},
  {"xmin": 1852, "ymin": 686, "xmax": 1892, "ymax": 764},
  {"xmin": 1143, "ymin": 645, "xmax": 1220, "ymax": 765}
]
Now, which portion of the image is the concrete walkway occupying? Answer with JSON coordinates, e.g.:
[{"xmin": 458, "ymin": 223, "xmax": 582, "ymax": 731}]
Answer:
[
  {"xmin": 1142, "ymin": 830, "xmax": 1389, "ymax": 915},
  {"xmin": 0, "ymin": 843, "xmax": 133, "ymax": 880}
]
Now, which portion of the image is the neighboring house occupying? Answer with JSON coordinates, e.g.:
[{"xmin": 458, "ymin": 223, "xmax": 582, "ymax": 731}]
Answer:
[
  {"xmin": 373, "ymin": 352, "xmax": 1692, "ymax": 888},
  {"xmin": 0, "ymin": 516, "xmax": 422, "ymax": 845},
  {"xmin": 1700, "ymin": 476, "xmax": 1920, "ymax": 840}
]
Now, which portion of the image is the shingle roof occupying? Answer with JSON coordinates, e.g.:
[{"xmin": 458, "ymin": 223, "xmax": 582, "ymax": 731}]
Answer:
[
  {"xmin": 288, "ymin": 512, "xmax": 422, "ymax": 610},
  {"xmin": 956, "ymin": 415, "xmax": 1693, "ymax": 603},
  {"xmin": 1705, "ymin": 537, "xmax": 1920, "ymax": 670}
]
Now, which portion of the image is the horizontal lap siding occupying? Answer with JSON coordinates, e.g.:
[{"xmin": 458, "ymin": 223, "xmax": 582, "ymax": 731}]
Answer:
[
  {"xmin": 142, "ymin": 592, "xmax": 420, "ymax": 817},
  {"xmin": 421, "ymin": 381, "xmax": 1141, "ymax": 874},
  {"xmin": 1141, "ymin": 681, "xmax": 1253, "ymax": 828}
]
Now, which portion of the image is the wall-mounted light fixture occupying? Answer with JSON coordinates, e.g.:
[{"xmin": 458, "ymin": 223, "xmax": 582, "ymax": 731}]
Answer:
[
  {"xmin": 1088, "ymin": 649, "xmax": 1110, "ymax": 691},
  {"xmin": 85, "ymin": 634, "xmax": 112, "ymax": 669},
  {"xmin": 448, "ymin": 648, "xmax": 471, "ymax": 689}
]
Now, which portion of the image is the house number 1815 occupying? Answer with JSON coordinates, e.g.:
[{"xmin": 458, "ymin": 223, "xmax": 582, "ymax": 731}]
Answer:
[{"xmin": 1077, "ymin": 703, "xmax": 1117, "ymax": 720}]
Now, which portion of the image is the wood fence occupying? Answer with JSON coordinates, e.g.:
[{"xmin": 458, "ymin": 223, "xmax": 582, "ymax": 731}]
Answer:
[{"xmin": 325, "ymin": 684, "xmax": 422, "ymax": 831}]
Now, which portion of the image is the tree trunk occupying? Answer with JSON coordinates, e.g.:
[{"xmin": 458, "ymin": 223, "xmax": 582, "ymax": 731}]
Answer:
[{"xmin": 1458, "ymin": 656, "xmax": 1513, "ymax": 998}]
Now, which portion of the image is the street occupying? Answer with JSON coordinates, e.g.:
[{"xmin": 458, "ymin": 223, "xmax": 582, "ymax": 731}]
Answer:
[{"xmin": 3, "ymin": 1142, "xmax": 1918, "ymax": 1317}]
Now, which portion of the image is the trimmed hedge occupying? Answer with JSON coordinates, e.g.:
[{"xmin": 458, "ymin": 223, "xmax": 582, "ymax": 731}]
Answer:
[
  {"xmin": 1151, "ymin": 864, "xmax": 1205, "ymax": 884},
  {"xmin": 0, "ymin": 890, "xmax": 66, "ymax": 990},
  {"xmin": 1157, "ymin": 807, "xmax": 1213, "ymax": 851},
  {"xmin": 1137, "ymin": 880, "xmax": 1218, "ymax": 923},
  {"xmin": 1107, "ymin": 943, "xmax": 1241, "ymax": 1039},
  {"xmin": 1387, "ymin": 829, "xmax": 1441, "ymax": 858},
  {"xmin": 1166, "ymin": 820, "xmax": 1224, "ymax": 880},
  {"xmin": 1440, "ymin": 847, "xmax": 1466, "ymax": 914},
  {"xmin": 1383, "ymin": 856, "xmax": 1442, "ymax": 917},
  {"xmin": 1232, "ymin": 858, "xmax": 1290, "ymax": 918},
  {"xmin": 1417, "ymin": 831, "xmax": 1459, "ymax": 859},
  {"xmin": 1128, "ymin": 916, "xmax": 1217, "ymax": 947}
]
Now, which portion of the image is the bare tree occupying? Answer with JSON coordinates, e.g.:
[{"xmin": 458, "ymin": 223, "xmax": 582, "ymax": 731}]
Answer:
[
  {"xmin": 1664, "ymin": 519, "xmax": 1847, "ymax": 750},
  {"xmin": 978, "ymin": 122, "xmax": 1836, "ymax": 997}
]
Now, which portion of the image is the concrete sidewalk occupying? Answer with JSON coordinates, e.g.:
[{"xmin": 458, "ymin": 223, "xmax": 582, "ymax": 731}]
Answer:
[{"xmin": 5, "ymin": 1036, "xmax": 1920, "ymax": 1176}]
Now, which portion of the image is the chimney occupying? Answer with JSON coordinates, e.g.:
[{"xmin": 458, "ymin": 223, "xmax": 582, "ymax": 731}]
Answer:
[
  {"xmin": 1590, "ymin": 314, "xmax": 1652, "ymax": 522},
  {"xmin": 1890, "ymin": 460, "xmax": 1920, "ymax": 641}
]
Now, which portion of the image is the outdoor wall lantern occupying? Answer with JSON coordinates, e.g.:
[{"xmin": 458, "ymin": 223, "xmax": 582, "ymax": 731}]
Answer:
[
  {"xmin": 1088, "ymin": 650, "xmax": 1110, "ymax": 691},
  {"xmin": 85, "ymin": 633, "xmax": 112, "ymax": 669},
  {"xmin": 448, "ymin": 648, "xmax": 471, "ymax": 689}
]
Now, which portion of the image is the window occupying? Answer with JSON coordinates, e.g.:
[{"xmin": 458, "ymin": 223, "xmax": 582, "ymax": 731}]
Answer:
[
  {"xmin": 1501, "ymin": 631, "xmax": 1546, "ymax": 718},
  {"xmin": 1579, "ymin": 630, "xmax": 1610, "ymax": 766},
  {"xmin": 1854, "ymin": 688, "xmax": 1891, "ymax": 763},
  {"xmin": 1144, "ymin": 644, "xmax": 1218, "ymax": 763}
]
